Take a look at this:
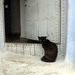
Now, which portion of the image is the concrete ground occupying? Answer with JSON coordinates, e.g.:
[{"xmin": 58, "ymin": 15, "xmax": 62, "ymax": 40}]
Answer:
[{"xmin": 0, "ymin": 50, "xmax": 75, "ymax": 75}]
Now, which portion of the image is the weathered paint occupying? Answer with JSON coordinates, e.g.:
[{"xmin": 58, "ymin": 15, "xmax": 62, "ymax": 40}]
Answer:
[
  {"xmin": 0, "ymin": 25, "xmax": 1, "ymax": 48},
  {"xmin": 21, "ymin": 0, "xmax": 61, "ymax": 43},
  {"xmin": 0, "ymin": 0, "xmax": 67, "ymax": 58},
  {"xmin": 0, "ymin": 0, "xmax": 2, "ymax": 48},
  {"xmin": 65, "ymin": 0, "xmax": 75, "ymax": 63}
]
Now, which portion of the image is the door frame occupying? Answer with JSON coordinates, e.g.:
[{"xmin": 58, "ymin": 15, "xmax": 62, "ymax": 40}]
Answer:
[{"xmin": 0, "ymin": 0, "xmax": 67, "ymax": 58}]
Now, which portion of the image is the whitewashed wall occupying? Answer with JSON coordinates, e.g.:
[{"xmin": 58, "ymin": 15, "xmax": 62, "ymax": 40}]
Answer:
[
  {"xmin": 0, "ymin": 0, "xmax": 67, "ymax": 59},
  {"xmin": 20, "ymin": 0, "xmax": 25, "ymax": 37},
  {"xmin": 0, "ymin": 26, "xmax": 1, "ymax": 48},
  {"xmin": 0, "ymin": 11, "xmax": 1, "ymax": 48},
  {"xmin": 0, "ymin": 0, "xmax": 3, "ymax": 48},
  {"xmin": 20, "ymin": 0, "xmax": 61, "ymax": 43}
]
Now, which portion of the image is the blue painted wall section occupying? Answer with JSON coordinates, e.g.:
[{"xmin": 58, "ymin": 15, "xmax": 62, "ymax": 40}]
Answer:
[{"xmin": 65, "ymin": 0, "xmax": 75, "ymax": 63}]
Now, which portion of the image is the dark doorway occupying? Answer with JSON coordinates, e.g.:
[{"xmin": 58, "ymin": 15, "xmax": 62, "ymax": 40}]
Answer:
[
  {"xmin": 4, "ymin": 0, "xmax": 40, "ymax": 43},
  {"xmin": 4, "ymin": 0, "xmax": 21, "ymax": 42},
  {"xmin": 4, "ymin": 0, "xmax": 11, "ymax": 36}
]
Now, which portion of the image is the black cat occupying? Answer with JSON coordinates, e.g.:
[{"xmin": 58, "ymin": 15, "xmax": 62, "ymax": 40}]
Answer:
[{"xmin": 38, "ymin": 37, "xmax": 58, "ymax": 62}]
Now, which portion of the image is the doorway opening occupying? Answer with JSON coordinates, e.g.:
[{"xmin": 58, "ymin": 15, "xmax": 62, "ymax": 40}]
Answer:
[
  {"xmin": 4, "ymin": 0, "xmax": 40, "ymax": 43},
  {"xmin": 4, "ymin": 0, "xmax": 61, "ymax": 44}
]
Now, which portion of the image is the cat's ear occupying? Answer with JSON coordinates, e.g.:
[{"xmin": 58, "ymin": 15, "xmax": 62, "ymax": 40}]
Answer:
[
  {"xmin": 45, "ymin": 36, "xmax": 47, "ymax": 39},
  {"xmin": 38, "ymin": 36, "xmax": 41, "ymax": 42},
  {"xmin": 38, "ymin": 36, "xmax": 40, "ymax": 40},
  {"xmin": 38, "ymin": 36, "xmax": 47, "ymax": 41},
  {"xmin": 38, "ymin": 36, "xmax": 39, "ymax": 38}
]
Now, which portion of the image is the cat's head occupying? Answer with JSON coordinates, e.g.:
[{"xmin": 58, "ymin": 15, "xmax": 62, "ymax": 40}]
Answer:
[
  {"xmin": 42, "ymin": 39, "xmax": 51, "ymax": 48},
  {"xmin": 38, "ymin": 36, "xmax": 47, "ymax": 43}
]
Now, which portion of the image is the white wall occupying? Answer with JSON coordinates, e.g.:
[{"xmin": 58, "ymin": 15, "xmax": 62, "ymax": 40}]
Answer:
[
  {"xmin": 0, "ymin": 0, "xmax": 68, "ymax": 59},
  {"xmin": 0, "ymin": 0, "xmax": 2, "ymax": 48},
  {"xmin": 65, "ymin": 0, "xmax": 75, "ymax": 64},
  {"xmin": 20, "ymin": 0, "xmax": 61, "ymax": 43},
  {"xmin": 0, "ymin": 24, "xmax": 1, "ymax": 48},
  {"xmin": 20, "ymin": 0, "xmax": 25, "ymax": 37}
]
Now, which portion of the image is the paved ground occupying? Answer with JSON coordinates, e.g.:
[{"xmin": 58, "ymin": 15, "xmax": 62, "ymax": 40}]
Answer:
[{"xmin": 0, "ymin": 50, "xmax": 75, "ymax": 75}]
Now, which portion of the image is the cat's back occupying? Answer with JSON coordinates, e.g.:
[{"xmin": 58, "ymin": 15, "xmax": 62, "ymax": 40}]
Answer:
[
  {"xmin": 49, "ymin": 42, "xmax": 57, "ymax": 50},
  {"xmin": 42, "ymin": 39, "xmax": 58, "ymax": 52}
]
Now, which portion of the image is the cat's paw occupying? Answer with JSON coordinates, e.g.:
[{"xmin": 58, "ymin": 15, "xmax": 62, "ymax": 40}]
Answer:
[{"xmin": 41, "ymin": 56, "xmax": 46, "ymax": 61}]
